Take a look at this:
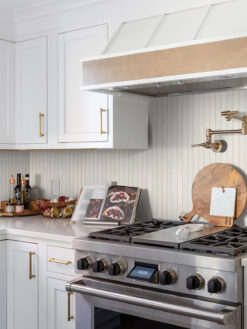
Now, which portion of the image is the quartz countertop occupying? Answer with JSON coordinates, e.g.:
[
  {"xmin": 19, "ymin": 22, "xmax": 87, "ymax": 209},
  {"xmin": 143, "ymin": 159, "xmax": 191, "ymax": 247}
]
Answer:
[{"xmin": 0, "ymin": 215, "xmax": 107, "ymax": 243}]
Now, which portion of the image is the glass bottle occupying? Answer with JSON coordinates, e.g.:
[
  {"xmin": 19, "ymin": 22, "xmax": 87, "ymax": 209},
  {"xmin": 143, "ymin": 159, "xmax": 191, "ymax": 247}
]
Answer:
[
  {"xmin": 25, "ymin": 174, "xmax": 31, "ymax": 209},
  {"xmin": 20, "ymin": 175, "xmax": 27, "ymax": 206},
  {"xmin": 15, "ymin": 173, "xmax": 21, "ymax": 202},
  {"xmin": 10, "ymin": 175, "xmax": 16, "ymax": 203}
]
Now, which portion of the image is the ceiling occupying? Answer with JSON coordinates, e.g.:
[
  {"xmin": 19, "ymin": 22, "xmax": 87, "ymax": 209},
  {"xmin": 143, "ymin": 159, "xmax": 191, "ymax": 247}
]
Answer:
[
  {"xmin": 0, "ymin": 0, "xmax": 55, "ymax": 11},
  {"xmin": 0, "ymin": 0, "xmax": 102, "ymax": 12}
]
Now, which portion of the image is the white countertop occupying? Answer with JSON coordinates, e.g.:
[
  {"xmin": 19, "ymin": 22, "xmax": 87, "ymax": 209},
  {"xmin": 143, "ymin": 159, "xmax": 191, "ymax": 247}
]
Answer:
[{"xmin": 0, "ymin": 215, "xmax": 107, "ymax": 243}]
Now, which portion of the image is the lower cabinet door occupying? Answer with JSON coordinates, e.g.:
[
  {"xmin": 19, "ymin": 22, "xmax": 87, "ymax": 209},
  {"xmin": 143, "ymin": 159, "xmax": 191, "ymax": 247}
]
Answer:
[
  {"xmin": 48, "ymin": 277, "xmax": 75, "ymax": 329},
  {"xmin": 0, "ymin": 241, "xmax": 6, "ymax": 329},
  {"xmin": 7, "ymin": 241, "xmax": 38, "ymax": 329}
]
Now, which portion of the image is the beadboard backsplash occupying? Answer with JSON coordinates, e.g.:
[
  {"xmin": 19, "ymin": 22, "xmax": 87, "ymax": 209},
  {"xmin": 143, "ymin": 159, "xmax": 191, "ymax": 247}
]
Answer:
[
  {"xmin": 0, "ymin": 151, "xmax": 30, "ymax": 202},
  {"xmin": 29, "ymin": 89, "xmax": 247, "ymax": 223}
]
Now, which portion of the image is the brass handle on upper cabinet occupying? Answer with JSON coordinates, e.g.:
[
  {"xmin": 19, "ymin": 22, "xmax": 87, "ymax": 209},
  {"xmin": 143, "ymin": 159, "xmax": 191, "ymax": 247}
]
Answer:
[
  {"xmin": 39, "ymin": 112, "xmax": 44, "ymax": 137},
  {"xmin": 67, "ymin": 292, "xmax": 74, "ymax": 321},
  {"xmin": 100, "ymin": 108, "xmax": 106, "ymax": 135},
  {"xmin": 48, "ymin": 258, "xmax": 71, "ymax": 265},
  {"xmin": 29, "ymin": 252, "xmax": 36, "ymax": 280}
]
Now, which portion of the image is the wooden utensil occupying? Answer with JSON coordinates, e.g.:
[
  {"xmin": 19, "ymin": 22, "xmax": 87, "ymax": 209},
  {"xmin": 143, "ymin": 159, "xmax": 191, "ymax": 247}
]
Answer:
[{"xmin": 181, "ymin": 163, "xmax": 247, "ymax": 227}]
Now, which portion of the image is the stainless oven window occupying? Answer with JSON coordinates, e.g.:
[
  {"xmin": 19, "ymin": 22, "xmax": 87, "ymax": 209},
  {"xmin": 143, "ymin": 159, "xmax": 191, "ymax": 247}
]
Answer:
[{"xmin": 94, "ymin": 307, "xmax": 181, "ymax": 329}]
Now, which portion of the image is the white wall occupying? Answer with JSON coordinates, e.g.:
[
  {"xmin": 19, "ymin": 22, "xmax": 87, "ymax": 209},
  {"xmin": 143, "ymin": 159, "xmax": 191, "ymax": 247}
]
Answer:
[
  {"xmin": 0, "ymin": 7, "xmax": 14, "ymax": 40},
  {"xmin": 30, "ymin": 88, "xmax": 247, "ymax": 225}
]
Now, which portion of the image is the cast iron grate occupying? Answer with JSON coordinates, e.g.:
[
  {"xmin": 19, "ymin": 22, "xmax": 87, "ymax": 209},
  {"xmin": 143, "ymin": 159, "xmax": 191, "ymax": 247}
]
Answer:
[
  {"xmin": 89, "ymin": 219, "xmax": 184, "ymax": 243},
  {"xmin": 180, "ymin": 226, "xmax": 247, "ymax": 256}
]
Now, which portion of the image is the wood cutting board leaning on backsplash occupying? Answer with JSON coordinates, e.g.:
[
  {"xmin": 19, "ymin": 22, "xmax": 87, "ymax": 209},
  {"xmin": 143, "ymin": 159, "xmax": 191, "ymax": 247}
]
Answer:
[{"xmin": 181, "ymin": 163, "xmax": 247, "ymax": 227}]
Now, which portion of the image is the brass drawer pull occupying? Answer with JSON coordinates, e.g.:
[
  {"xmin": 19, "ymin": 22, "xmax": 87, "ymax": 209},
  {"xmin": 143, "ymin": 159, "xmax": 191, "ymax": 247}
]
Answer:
[
  {"xmin": 67, "ymin": 291, "xmax": 74, "ymax": 321},
  {"xmin": 39, "ymin": 112, "xmax": 45, "ymax": 137},
  {"xmin": 48, "ymin": 258, "xmax": 72, "ymax": 265},
  {"xmin": 100, "ymin": 108, "xmax": 106, "ymax": 135},
  {"xmin": 29, "ymin": 252, "xmax": 36, "ymax": 280}
]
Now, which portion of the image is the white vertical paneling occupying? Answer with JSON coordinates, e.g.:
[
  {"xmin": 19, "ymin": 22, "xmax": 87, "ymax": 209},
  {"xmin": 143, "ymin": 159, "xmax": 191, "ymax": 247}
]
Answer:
[
  {"xmin": 0, "ymin": 151, "xmax": 30, "ymax": 202},
  {"xmin": 29, "ymin": 89, "xmax": 247, "ymax": 223}
]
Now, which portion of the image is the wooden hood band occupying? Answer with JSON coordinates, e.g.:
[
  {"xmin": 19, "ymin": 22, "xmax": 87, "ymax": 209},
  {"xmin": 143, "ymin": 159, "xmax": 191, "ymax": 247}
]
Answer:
[{"xmin": 83, "ymin": 37, "xmax": 247, "ymax": 86}]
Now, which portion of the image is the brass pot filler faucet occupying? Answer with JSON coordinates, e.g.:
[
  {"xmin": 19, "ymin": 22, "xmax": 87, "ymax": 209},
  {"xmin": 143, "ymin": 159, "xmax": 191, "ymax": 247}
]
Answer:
[{"xmin": 192, "ymin": 111, "xmax": 247, "ymax": 152}]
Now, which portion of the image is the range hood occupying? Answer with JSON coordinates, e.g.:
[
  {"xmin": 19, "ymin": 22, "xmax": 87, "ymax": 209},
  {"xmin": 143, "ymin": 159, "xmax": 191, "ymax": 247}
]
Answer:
[{"xmin": 81, "ymin": 0, "xmax": 247, "ymax": 96}]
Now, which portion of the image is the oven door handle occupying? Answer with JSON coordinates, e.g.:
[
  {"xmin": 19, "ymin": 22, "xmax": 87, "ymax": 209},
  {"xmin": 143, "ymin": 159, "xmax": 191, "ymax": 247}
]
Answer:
[{"xmin": 66, "ymin": 279, "xmax": 238, "ymax": 325}]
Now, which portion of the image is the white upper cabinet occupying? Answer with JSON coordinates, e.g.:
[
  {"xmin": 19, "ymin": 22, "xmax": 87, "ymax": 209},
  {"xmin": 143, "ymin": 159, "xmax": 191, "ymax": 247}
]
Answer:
[
  {"xmin": 0, "ymin": 40, "xmax": 14, "ymax": 144},
  {"xmin": 58, "ymin": 24, "xmax": 149, "ymax": 149},
  {"xmin": 0, "ymin": 23, "xmax": 149, "ymax": 150},
  {"xmin": 58, "ymin": 25, "xmax": 109, "ymax": 143},
  {"xmin": 15, "ymin": 37, "xmax": 47, "ymax": 144}
]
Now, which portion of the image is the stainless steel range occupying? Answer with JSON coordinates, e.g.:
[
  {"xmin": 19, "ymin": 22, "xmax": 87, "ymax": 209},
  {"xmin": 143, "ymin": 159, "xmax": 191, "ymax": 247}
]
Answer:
[{"xmin": 66, "ymin": 220, "xmax": 247, "ymax": 329}]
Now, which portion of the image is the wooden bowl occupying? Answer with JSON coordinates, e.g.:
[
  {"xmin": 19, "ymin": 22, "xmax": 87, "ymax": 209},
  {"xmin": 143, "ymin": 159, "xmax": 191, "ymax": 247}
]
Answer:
[{"xmin": 35, "ymin": 199, "xmax": 76, "ymax": 209}]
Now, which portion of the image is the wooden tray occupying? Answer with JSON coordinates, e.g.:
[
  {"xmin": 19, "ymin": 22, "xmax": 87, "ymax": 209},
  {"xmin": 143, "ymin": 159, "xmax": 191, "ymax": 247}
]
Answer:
[
  {"xmin": 181, "ymin": 163, "xmax": 247, "ymax": 227},
  {"xmin": 0, "ymin": 209, "xmax": 41, "ymax": 217}
]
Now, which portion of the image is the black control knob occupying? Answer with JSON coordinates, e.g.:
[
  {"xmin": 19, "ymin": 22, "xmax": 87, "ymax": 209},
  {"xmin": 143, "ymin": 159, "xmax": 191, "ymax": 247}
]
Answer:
[
  {"xmin": 93, "ymin": 259, "xmax": 108, "ymax": 273},
  {"xmin": 108, "ymin": 262, "xmax": 125, "ymax": 276},
  {"xmin": 186, "ymin": 273, "xmax": 204, "ymax": 290},
  {"xmin": 77, "ymin": 256, "xmax": 93, "ymax": 270},
  {"xmin": 208, "ymin": 276, "xmax": 225, "ymax": 294},
  {"xmin": 160, "ymin": 269, "xmax": 177, "ymax": 285}
]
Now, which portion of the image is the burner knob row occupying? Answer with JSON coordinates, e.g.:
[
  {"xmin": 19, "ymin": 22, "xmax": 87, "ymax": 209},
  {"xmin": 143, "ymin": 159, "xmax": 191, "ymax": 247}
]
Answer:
[
  {"xmin": 77, "ymin": 258, "xmax": 226, "ymax": 293},
  {"xmin": 77, "ymin": 257, "xmax": 125, "ymax": 275},
  {"xmin": 186, "ymin": 273, "xmax": 226, "ymax": 293}
]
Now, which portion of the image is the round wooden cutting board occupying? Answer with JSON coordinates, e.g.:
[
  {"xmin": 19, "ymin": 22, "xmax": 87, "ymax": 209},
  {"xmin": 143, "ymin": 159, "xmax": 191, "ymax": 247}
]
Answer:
[{"xmin": 181, "ymin": 163, "xmax": 247, "ymax": 227}]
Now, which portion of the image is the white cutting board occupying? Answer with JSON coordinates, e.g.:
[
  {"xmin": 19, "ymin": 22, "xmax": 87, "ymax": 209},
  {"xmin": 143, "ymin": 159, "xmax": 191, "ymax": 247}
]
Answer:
[{"xmin": 210, "ymin": 187, "xmax": 236, "ymax": 218}]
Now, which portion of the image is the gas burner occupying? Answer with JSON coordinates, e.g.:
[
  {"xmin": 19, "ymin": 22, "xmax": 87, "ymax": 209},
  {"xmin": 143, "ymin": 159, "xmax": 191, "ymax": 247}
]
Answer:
[
  {"xmin": 181, "ymin": 226, "xmax": 247, "ymax": 256},
  {"xmin": 89, "ymin": 220, "xmax": 247, "ymax": 256},
  {"xmin": 89, "ymin": 219, "xmax": 184, "ymax": 243}
]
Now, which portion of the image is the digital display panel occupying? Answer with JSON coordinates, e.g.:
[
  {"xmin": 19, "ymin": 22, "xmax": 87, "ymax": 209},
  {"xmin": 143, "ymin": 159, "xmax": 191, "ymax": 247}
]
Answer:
[{"xmin": 128, "ymin": 265, "xmax": 157, "ymax": 281}]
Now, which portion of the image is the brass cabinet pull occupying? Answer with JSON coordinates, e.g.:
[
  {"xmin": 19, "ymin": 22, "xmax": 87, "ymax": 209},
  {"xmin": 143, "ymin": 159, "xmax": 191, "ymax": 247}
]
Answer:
[
  {"xmin": 100, "ymin": 108, "xmax": 106, "ymax": 135},
  {"xmin": 67, "ymin": 291, "xmax": 74, "ymax": 321},
  {"xmin": 39, "ymin": 112, "xmax": 45, "ymax": 137},
  {"xmin": 48, "ymin": 258, "xmax": 72, "ymax": 265},
  {"xmin": 29, "ymin": 252, "xmax": 36, "ymax": 280}
]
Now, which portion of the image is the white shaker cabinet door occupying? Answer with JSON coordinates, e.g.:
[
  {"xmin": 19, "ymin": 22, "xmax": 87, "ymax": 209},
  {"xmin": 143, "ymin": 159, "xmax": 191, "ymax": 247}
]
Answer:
[
  {"xmin": 7, "ymin": 241, "xmax": 38, "ymax": 329},
  {"xmin": 47, "ymin": 277, "xmax": 75, "ymax": 329},
  {"xmin": 15, "ymin": 37, "xmax": 47, "ymax": 144},
  {"xmin": 0, "ymin": 241, "xmax": 6, "ymax": 329},
  {"xmin": 0, "ymin": 40, "xmax": 15, "ymax": 144},
  {"xmin": 58, "ymin": 24, "xmax": 108, "ymax": 143}
]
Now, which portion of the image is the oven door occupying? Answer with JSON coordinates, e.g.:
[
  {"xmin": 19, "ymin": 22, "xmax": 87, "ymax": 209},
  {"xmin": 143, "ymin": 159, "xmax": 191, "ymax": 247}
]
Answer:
[{"xmin": 66, "ymin": 277, "xmax": 241, "ymax": 329}]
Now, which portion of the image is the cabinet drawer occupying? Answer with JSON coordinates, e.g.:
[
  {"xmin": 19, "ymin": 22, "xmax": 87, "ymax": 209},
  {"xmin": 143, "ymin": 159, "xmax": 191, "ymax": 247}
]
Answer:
[{"xmin": 47, "ymin": 246, "xmax": 75, "ymax": 276}]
